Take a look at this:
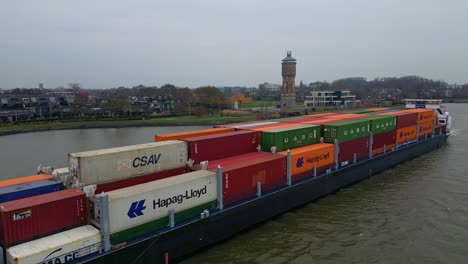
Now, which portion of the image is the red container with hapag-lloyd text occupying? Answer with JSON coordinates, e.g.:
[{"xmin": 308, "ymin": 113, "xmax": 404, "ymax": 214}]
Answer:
[{"xmin": 0, "ymin": 189, "xmax": 87, "ymax": 247}]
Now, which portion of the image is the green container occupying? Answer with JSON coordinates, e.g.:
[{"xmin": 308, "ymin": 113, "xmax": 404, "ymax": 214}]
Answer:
[
  {"xmin": 261, "ymin": 125, "xmax": 321, "ymax": 152},
  {"xmin": 110, "ymin": 200, "xmax": 217, "ymax": 245},
  {"xmin": 365, "ymin": 116, "xmax": 396, "ymax": 135},
  {"xmin": 323, "ymin": 120, "xmax": 370, "ymax": 143}
]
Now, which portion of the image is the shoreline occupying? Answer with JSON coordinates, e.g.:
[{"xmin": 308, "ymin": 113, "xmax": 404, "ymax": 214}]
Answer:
[{"xmin": 0, "ymin": 121, "xmax": 241, "ymax": 136}]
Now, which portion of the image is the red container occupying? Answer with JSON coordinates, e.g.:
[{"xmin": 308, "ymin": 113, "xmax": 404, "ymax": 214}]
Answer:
[
  {"xmin": 95, "ymin": 167, "xmax": 187, "ymax": 193},
  {"xmin": 378, "ymin": 111, "xmax": 417, "ymax": 128},
  {"xmin": 0, "ymin": 189, "xmax": 87, "ymax": 246},
  {"xmin": 372, "ymin": 130, "xmax": 396, "ymax": 155},
  {"xmin": 204, "ymin": 152, "xmax": 287, "ymax": 206},
  {"xmin": 338, "ymin": 137, "xmax": 369, "ymax": 167},
  {"xmin": 184, "ymin": 130, "xmax": 260, "ymax": 164}
]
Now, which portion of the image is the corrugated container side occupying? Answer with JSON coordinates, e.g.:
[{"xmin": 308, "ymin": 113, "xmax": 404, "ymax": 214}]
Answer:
[
  {"xmin": 6, "ymin": 225, "xmax": 101, "ymax": 264},
  {"xmin": 239, "ymin": 123, "xmax": 304, "ymax": 143},
  {"xmin": 371, "ymin": 130, "xmax": 396, "ymax": 155},
  {"xmin": 372, "ymin": 144, "xmax": 396, "ymax": 156},
  {"xmin": 227, "ymin": 121, "xmax": 278, "ymax": 129},
  {"xmin": 278, "ymin": 143, "xmax": 334, "ymax": 180},
  {"xmin": 99, "ymin": 170, "xmax": 217, "ymax": 244},
  {"xmin": 277, "ymin": 117, "xmax": 323, "ymax": 124},
  {"xmin": 366, "ymin": 107, "xmax": 390, "ymax": 112},
  {"xmin": 323, "ymin": 120, "xmax": 370, "ymax": 143},
  {"xmin": 184, "ymin": 130, "xmax": 259, "ymax": 163},
  {"xmin": 305, "ymin": 112, "xmax": 337, "ymax": 118},
  {"xmin": 377, "ymin": 111, "xmax": 418, "ymax": 128},
  {"xmin": 154, "ymin": 127, "xmax": 233, "ymax": 142},
  {"xmin": 0, "ymin": 189, "xmax": 87, "ymax": 247},
  {"xmin": 192, "ymin": 152, "xmax": 272, "ymax": 170},
  {"xmin": 69, "ymin": 141, "xmax": 188, "ymax": 187},
  {"xmin": 261, "ymin": 125, "xmax": 321, "ymax": 152},
  {"xmin": 396, "ymin": 125, "xmax": 417, "ymax": 144},
  {"xmin": 95, "ymin": 166, "xmax": 188, "ymax": 193},
  {"xmin": 338, "ymin": 137, "xmax": 369, "ymax": 167},
  {"xmin": 214, "ymin": 120, "xmax": 276, "ymax": 128},
  {"xmin": 366, "ymin": 116, "xmax": 397, "ymax": 135},
  {"xmin": 0, "ymin": 174, "xmax": 52, "ymax": 188},
  {"xmin": 418, "ymin": 120, "xmax": 434, "ymax": 138},
  {"xmin": 205, "ymin": 154, "xmax": 287, "ymax": 206},
  {"xmin": 408, "ymin": 109, "xmax": 436, "ymax": 123},
  {"xmin": 0, "ymin": 180, "xmax": 62, "ymax": 203}
]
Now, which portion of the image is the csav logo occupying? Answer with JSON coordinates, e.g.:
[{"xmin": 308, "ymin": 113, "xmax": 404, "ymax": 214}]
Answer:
[
  {"xmin": 132, "ymin": 154, "xmax": 161, "ymax": 168},
  {"xmin": 128, "ymin": 200, "xmax": 146, "ymax": 218}
]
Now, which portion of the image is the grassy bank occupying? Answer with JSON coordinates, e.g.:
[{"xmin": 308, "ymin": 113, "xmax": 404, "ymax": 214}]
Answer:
[
  {"xmin": 445, "ymin": 98, "xmax": 468, "ymax": 103},
  {"xmin": 0, "ymin": 115, "xmax": 257, "ymax": 136},
  {"xmin": 240, "ymin": 100, "xmax": 278, "ymax": 108}
]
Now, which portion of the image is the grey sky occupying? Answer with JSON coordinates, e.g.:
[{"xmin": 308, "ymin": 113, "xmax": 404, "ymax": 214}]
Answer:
[{"xmin": 1, "ymin": 0, "xmax": 467, "ymax": 89}]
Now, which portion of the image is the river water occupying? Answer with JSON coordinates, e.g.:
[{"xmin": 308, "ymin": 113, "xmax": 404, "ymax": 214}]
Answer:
[
  {"xmin": 0, "ymin": 126, "xmax": 208, "ymax": 179},
  {"xmin": 0, "ymin": 105, "xmax": 467, "ymax": 263}
]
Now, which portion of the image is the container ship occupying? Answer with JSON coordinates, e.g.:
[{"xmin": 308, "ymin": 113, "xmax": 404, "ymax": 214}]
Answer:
[{"xmin": 0, "ymin": 99, "xmax": 451, "ymax": 264}]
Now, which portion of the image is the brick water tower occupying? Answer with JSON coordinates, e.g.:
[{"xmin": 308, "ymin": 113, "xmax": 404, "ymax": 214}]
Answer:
[{"xmin": 281, "ymin": 51, "xmax": 297, "ymax": 108}]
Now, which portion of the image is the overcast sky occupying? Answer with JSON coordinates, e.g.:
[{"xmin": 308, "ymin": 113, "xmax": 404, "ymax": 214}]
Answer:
[{"xmin": 1, "ymin": 0, "xmax": 467, "ymax": 89}]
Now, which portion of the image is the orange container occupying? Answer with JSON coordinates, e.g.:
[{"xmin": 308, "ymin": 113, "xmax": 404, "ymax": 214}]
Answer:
[
  {"xmin": 0, "ymin": 174, "xmax": 52, "ymax": 188},
  {"xmin": 408, "ymin": 109, "xmax": 435, "ymax": 123},
  {"xmin": 418, "ymin": 120, "xmax": 434, "ymax": 137},
  {"xmin": 306, "ymin": 112, "xmax": 337, "ymax": 117},
  {"xmin": 396, "ymin": 125, "xmax": 417, "ymax": 144},
  {"xmin": 367, "ymin": 107, "xmax": 390, "ymax": 112},
  {"xmin": 372, "ymin": 144, "xmax": 396, "ymax": 155},
  {"xmin": 278, "ymin": 143, "xmax": 335, "ymax": 178},
  {"xmin": 154, "ymin": 127, "xmax": 233, "ymax": 142}
]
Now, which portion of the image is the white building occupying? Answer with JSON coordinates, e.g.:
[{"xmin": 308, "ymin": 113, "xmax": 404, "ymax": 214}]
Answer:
[
  {"xmin": 304, "ymin": 90, "xmax": 360, "ymax": 108},
  {"xmin": 258, "ymin": 82, "xmax": 281, "ymax": 91}
]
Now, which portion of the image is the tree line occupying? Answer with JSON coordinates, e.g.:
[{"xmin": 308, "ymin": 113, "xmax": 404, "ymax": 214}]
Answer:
[{"xmin": 308, "ymin": 76, "xmax": 468, "ymax": 100}]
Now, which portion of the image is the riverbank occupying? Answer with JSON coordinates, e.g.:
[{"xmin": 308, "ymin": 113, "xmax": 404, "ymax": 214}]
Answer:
[{"xmin": 0, "ymin": 115, "xmax": 257, "ymax": 136}]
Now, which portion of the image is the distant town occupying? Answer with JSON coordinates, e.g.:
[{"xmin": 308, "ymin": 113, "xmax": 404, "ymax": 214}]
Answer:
[{"xmin": 1, "ymin": 76, "xmax": 467, "ymax": 124}]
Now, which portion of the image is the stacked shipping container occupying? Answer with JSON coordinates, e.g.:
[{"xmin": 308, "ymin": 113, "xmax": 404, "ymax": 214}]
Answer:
[
  {"xmin": 183, "ymin": 130, "xmax": 260, "ymax": 164},
  {"xmin": 377, "ymin": 111, "xmax": 418, "ymax": 144},
  {"xmin": 95, "ymin": 170, "xmax": 217, "ymax": 245},
  {"xmin": 0, "ymin": 189, "xmax": 87, "ymax": 247},
  {"xmin": 0, "ymin": 180, "xmax": 62, "ymax": 203},
  {"xmin": 68, "ymin": 141, "xmax": 188, "ymax": 188}
]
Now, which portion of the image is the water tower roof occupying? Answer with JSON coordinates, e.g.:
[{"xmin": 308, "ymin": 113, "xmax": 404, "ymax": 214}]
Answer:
[{"xmin": 282, "ymin": 51, "xmax": 297, "ymax": 64}]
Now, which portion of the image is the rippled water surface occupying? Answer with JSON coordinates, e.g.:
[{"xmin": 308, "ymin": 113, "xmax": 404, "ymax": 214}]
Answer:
[{"xmin": 182, "ymin": 104, "xmax": 468, "ymax": 264}]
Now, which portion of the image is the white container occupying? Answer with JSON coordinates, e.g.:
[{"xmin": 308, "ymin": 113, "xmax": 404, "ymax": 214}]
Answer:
[
  {"xmin": 96, "ymin": 170, "xmax": 217, "ymax": 234},
  {"xmin": 7, "ymin": 225, "xmax": 101, "ymax": 264},
  {"xmin": 69, "ymin": 140, "xmax": 187, "ymax": 187}
]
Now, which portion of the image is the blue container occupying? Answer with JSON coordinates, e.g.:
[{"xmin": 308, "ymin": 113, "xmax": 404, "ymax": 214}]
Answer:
[{"xmin": 0, "ymin": 180, "xmax": 63, "ymax": 203}]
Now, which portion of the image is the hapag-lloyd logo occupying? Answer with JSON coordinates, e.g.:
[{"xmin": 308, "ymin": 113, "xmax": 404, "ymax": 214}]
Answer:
[{"xmin": 127, "ymin": 186, "xmax": 208, "ymax": 219}]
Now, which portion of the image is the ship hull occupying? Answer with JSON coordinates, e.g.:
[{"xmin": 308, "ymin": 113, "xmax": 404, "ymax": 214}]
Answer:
[{"xmin": 86, "ymin": 134, "xmax": 448, "ymax": 264}]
